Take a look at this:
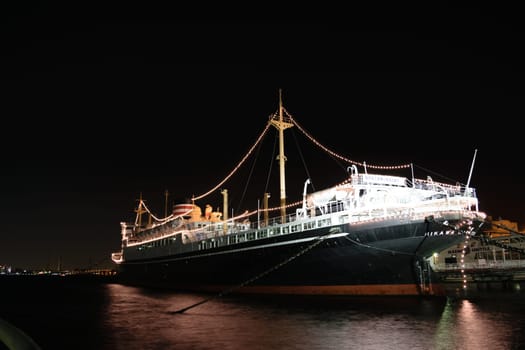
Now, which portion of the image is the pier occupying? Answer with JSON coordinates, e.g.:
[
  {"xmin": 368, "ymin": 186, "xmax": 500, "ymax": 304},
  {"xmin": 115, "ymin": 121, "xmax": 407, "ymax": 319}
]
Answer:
[{"xmin": 434, "ymin": 259, "xmax": 525, "ymax": 297}]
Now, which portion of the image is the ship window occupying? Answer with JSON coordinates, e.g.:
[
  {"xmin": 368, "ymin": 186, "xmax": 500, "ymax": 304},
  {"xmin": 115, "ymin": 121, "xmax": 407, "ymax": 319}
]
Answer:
[
  {"xmin": 445, "ymin": 257, "xmax": 457, "ymax": 264},
  {"xmin": 317, "ymin": 218, "xmax": 332, "ymax": 227},
  {"xmin": 247, "ymin": 232, "xmax": 256, "ymax": 240},
  {"xmin": 282, "ymin": 226, "xmax": 289, "ymax": 234},
  {"xmin": 305, "ymin": 221, "xmax": 315, "ymax": 230}
]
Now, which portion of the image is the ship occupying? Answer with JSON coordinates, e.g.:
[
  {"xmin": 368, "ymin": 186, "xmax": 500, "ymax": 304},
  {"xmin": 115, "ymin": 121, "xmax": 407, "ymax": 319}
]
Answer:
[{"xmin": 111, "ymin": 91, "xmax": 487, "ymax": 297}]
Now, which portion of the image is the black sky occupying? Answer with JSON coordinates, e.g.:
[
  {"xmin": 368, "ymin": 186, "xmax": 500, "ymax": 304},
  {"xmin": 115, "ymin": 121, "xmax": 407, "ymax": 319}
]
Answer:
[{"xmin": 1, "ymin": 3, "xmax": 523, "ymax": 270}]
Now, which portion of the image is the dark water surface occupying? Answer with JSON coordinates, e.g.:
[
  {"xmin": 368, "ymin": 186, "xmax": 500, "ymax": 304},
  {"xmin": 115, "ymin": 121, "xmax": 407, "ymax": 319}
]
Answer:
[{"xmin": 1, "ymin": 276, "xmax": 524, "ymax": 349}]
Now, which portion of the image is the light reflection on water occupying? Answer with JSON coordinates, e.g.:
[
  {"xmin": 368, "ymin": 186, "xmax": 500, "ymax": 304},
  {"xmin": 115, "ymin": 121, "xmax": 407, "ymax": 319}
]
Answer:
[
  {"xmin": 433, "ymin": 299, "xmax": 516, "ymax": 350},
  {"xmin": 101, "ymin": 284, "xmax": 525, "ymax": 350},
  {"xmin": 1, "ymin": 278, "xmax": 524, "ymax": 350}
]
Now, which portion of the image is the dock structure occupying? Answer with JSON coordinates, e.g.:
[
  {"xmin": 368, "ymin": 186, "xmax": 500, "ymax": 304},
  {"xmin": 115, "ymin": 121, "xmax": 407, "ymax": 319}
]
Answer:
[
  {"xmin": 429, "ymin": 216, "xmax": 525, "ymax": 297},
  {"xmin": 436, "ymin": 262, "xmax": 525, "ymax": 297}
]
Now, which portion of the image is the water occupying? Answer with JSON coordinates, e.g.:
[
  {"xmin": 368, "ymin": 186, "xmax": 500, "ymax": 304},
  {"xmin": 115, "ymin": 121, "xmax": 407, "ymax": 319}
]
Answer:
[{"xmin": 1, "ymin": 277, "xmax": 525, "ymax": 350}]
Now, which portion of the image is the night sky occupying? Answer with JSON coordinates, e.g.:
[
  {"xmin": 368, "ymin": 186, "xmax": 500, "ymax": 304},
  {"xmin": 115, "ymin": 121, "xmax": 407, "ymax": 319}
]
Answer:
[{"xmin": 1, "ymin": 4, "xmax": 523, "ymax": 270}]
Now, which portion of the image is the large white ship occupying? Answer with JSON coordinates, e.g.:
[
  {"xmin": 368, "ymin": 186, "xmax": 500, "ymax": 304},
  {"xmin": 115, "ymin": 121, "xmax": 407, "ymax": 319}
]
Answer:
[{"xmin": 111, "ymin": 91, "xmax": 487, "ymax": 297}]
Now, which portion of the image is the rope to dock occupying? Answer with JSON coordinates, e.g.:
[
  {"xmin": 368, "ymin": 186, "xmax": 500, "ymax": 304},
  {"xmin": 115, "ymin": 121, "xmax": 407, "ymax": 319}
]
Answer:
[
  {"xmin": 343, "ymin": 236, "xmax": 415, "ymax": 256},
  {"xmin": 170, "ymin": 235, "xmax": 327, "ymax": 314},
  {"xmin": 488, "ymin": 220, "xmax": 525, "ymax": 237},
  {"xmin": 474, "ymin": 221, "xmax": 525, "ymax": 255}
]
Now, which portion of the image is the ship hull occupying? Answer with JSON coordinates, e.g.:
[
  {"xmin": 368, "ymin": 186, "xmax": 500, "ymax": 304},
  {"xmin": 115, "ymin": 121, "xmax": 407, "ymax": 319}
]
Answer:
[{"xmin": 115, "ymin": 217, "xmax": 469, "ymax": 297}]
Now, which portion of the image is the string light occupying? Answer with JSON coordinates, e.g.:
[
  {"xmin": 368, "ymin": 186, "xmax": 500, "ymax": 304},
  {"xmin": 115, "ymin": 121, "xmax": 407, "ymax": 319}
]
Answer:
[
  {"xmin": 193, "ymin": 122, "xmax": 273, "ymax": 201},
  {"xmin": 285, "ymin": 108, "xmax": 412, "ymax": 170},
  {"xmin": 190, "ymin": 107, "xmax": 417, "ymax": 205},
  {"xmin": 461, "ymin": 228, "xmax": 472, "ymax": 291},
  {"xmin": 141, "ymin": 106, "xmax": 455, "ymax": 223}
]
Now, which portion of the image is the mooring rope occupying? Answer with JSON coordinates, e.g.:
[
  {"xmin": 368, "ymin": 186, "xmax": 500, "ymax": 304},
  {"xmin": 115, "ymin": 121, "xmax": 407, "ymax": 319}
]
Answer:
[
  {"xmin": 170, "ymin": 235, "xmax": 327, "ymax": 314},
  {"xmin": 488, "ymin": 221, "xmax": 525, "ymax": 237},
  {"xmin": 343, "ymin": 236, "xmax": 416, "ymax": 256},
  {"xmin": 473, "ymin": 219, "xmax": 525, "ymax": 255}
]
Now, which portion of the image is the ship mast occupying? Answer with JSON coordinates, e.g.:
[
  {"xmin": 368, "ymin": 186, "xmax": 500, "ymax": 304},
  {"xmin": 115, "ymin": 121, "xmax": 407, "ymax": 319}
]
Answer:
[
  {"xmin": 269, "ymin": 89, "xmax": 294, "ymax": 223},
  {"xmin": 135, "ymin": 192, "xmax": 147, "ymax": 227},
  {"xmin": 164, "ymin": 189, "xmax": 169, "ymax": 217}
]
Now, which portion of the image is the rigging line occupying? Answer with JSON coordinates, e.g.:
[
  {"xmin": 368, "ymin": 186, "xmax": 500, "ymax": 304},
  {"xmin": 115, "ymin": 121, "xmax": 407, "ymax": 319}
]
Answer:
[
  {"xmin": 264, "ymin": 126, "xmax": 278, "ymax": 195},
  {"xmin": 343, "ymin": 236, "xmax": 415, "ymax": 256},
  {"xmin": 290, "ymin": 127, "xmax": 316, "ymax": 192},
  {"xmin": 169, "ymin": 235, "xmax": 327, "ymax": 314},
  {"xmin": 235, "ymin": 127, "xmax": 265, "ymax": 214},
  {"xmin": 193, "ymin": 122, "xmax": 272, "ymax": 201},
  {"xmin": 471, "ymin": 235, "xmax": 525, "ymax": 255},
  {"xmin": 412, "ymin": 163, "xmax": 466, "ymax": 186},
  {"xmin": 485, "ymin": 220, "xmax": 525, "ymax": 237},
  {"xmin": 290, "ymin": 121, "xmax": 349, "ymax": 189},
  {"xmin": 140, "ymin": 199, "xmax": 175, "ymax": 222},
  {"xmin": 285, "ymin": 109, "xmax": 411, "ymax": 170}
]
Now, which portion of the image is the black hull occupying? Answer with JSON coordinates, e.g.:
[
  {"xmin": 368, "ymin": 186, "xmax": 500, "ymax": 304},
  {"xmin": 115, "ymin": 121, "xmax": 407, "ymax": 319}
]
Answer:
[{"xmin": 115, "ymin": 217, "xmax": 470, "ymax": 296}]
